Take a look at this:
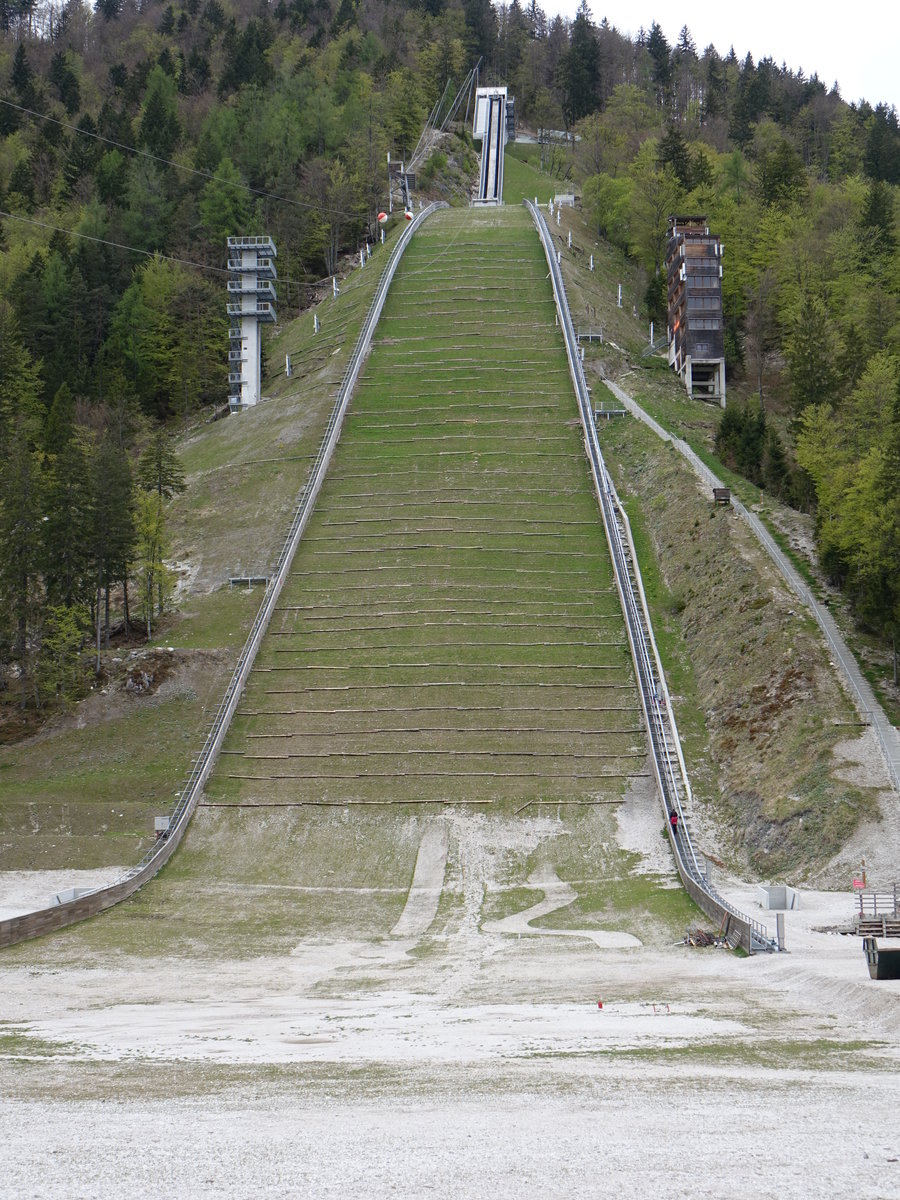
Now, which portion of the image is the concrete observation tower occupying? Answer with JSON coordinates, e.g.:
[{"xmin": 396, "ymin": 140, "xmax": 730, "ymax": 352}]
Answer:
[{"xmin": 227, "ymin": 236, "xmax": 277, "ymax": 412}]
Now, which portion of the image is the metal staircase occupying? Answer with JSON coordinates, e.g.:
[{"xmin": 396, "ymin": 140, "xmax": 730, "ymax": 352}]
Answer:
[{"xmin": 526, "ymin": 199, "xmax": 778, "ymax": 954}]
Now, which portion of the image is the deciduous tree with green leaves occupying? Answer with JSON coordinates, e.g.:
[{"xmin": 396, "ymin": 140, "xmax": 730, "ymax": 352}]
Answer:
[
  {"xmin": 35, "ymin": 604, "xmax": 90, "ymax": 707},
  {"xmin": 134, "ymin": 491, "xmax": 174, "ymax": 638}
]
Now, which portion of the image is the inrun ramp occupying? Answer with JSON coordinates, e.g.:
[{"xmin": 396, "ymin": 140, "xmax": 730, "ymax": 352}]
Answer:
[
  {"xmin": 474, "ymin": 91, "xmax": 506, "ymax": 205},
  {"xmin": 208, "ymin": 207, "xmax": 645, "ymax": 811}
]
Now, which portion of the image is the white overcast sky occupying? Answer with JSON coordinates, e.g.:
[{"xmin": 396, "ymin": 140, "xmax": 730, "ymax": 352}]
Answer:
[{"xmin": 541, "ymin": 1, "xmax": 900, "ymax": 111}]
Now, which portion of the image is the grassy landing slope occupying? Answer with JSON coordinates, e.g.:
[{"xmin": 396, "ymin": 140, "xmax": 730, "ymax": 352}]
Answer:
[
  {"xmin": 8, "ymin": 207, "xmax": 705, "ymax": 961},
  {"xmin": 0, "ymin": 229, "xmax": 403, "ymax": 873},
  {"xmin": 210, "ymin": 205, "xmax": 644, "ymax": 811}
]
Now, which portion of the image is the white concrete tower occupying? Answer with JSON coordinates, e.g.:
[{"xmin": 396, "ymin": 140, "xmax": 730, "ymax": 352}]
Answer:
[{"xmin": 226, "ymin": 236, "xmax": 277, "ymax": 412}]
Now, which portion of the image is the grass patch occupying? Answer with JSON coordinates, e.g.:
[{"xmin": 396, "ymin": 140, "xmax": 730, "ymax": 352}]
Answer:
[
  {"xmin": 502, "ymin": 150, "xmax": 559, "ymax": 204},
  {"xmin": 546, "ymin": 1038, "xmax": 885, "ymax": 1072},
  {"xmin": 0, "ymin": 1028, "xmax": 80, "ymax": 1058},
  {"xmin": 153, "ymin": 585, "xmax": 260, "ymax": 651},
  {"xmin": 616, "ymin": 491, "xmax": 712, "ymax": 774}
]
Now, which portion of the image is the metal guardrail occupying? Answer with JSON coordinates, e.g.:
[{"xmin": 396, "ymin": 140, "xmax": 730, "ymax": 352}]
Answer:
[
  {"xmin": 600, "ymin": 376, "xmax": 900, "ymax": 799},
  {"xmin": 526, "ymin": 201, "xmax": 776, "ymax": 954},
  {"xmin": 0, "ymin": 202, "xmax": 448, "ymax": 949}
]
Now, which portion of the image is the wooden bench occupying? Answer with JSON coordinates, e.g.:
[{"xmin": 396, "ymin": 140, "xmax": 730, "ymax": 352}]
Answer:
[{"xmin": 712, "ymin": 487, "xmax": 731, "ymax": 506}]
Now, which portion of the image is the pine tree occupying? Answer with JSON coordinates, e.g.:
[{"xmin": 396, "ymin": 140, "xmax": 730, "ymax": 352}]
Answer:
[
  {"xmin": 95, "ymin": 0, "xmax": 123, "ymax": 20},
  {"xmin": 137, "ymin": 429, "xmax": 186, "ymax": 499},
  {"xmin": 864, "ymin": 103, "xmax": 900, "ymax": 184},
  {"xmin": 134, "ymin": 492, "xmax": 173, "ymax": 638},
  {"xmin": 7, "ymin": 157, "xmax": 35, "ymax": 209},
  {"xmin": 10, "ymin": 44, "xmax": 32, "ymax": 95},
  {"xmin": 63, "ymin": 114, "xmax": 100, "ymax": 197},
  {"xmin": 0, "ymin": 424, "xmax": 44, "ymax": 705},
  {"xmin": 645, "ymin": 22, "xmax": 671, "ymax": 109},
  {"xmin": 784, "ymin": 291, "xmax": 840, "ymax": 414},
  {"xmin": 460, "ymin": 0, "xmax": 497, "ymax": 62},
  {"xmin": 122, "ymin": 160, "xmax": 171, "ymax": 252},
  {"xmin": 138, "ymin": 66, "xmax": 182, "ymax": 159},
  {"xmin": 702, "ymin": 50, "xmax": 725, "ymax": 122},
  {"xmin": 198, "ymin": 157, "xmax": 251, "ymax": 243},
  {"xmin": 89, "ymin": 434, "xmax": 136, "ymax": 665},
  {"xmin": 657, "ymin": 124, "xmax": 692, "ymax": 188},
  {"xmin": 49, "ymin": 51, "xmax": 81, "ymax": 115},
  {"xmin": 44, "ymin": 382, "xmax": 76, "ymax": 454},
  {"xmin": 0, "ymin": 303, "xmax": 42, "ymax": 439},
  {"xmin": 559, "ymin": 1, "xmax": 600, "ymax": 126},
  {"xmin": 42, "ymin": 429, "xmax": 95, "ymax": 610},
  {"xmin": 35, "ymin": 604, "xmax": 90, "ymax": 707},
  {"xmin": 861, "ymin": 179, "xmax": 896, "ymax": 260}
]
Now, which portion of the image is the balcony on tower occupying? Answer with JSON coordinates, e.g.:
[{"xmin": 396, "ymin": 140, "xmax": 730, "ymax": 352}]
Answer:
[
  {"xmin": 227, "ymin": 235, "xmax": 277, "ymax": 255},
  {"xmin": 228, "ymin": 255, "xmax": 277, "ymax": 279},
  {"xmin": 226, "ymin": 278, "xmax": 277, "ymax": 300}
]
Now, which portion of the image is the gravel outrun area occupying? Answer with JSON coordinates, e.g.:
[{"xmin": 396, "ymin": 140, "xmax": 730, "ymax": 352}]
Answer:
[{"xmin": 2, "ymin": 795, "xmax": 899, "ymax": 1199}]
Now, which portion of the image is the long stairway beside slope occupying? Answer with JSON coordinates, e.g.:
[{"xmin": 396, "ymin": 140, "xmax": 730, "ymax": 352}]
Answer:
[{"xmin": 206, "ymin": 207, "xmax": 645, "ymax": 811}]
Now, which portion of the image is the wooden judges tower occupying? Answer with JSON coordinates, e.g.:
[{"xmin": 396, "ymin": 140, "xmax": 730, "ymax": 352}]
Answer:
[{"xmin": 666, "ymin": 216, "xmax": 725, "ymax": 407}]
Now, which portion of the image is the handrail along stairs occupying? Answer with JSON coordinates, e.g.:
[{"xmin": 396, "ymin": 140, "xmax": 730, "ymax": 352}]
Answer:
[{"xmin": 525, "ymin": 200, "xmax": 776, "ymax": 954}]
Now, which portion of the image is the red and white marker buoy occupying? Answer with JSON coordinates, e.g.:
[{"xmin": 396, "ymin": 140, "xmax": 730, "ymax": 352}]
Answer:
[
  {"xmin": 377, "ymin": 211, "xmax": 388, "ymax": 224},
  {"xmin": 404, "ymin": 210, "xmax": 413, "ymax": 221}
]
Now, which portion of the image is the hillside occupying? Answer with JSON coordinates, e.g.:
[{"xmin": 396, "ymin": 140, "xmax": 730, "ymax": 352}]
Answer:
[
  {"xmin": 4, "ymin": 177, "xmax": 893, "ymax": 892},
  {"xmin": 547, "ymin": 199, "xmax": 894, "ymax": 882},
  {"xmin": 3, "ymin": 204, "xmax": 700, "ymax": 959},
  {"xmin": 3, "ymin": 0, "xmax": 900, "ymax": 721},
  {"xmin": 3, "ymin": 184, "xmax": 900, "ymax": 1200}
]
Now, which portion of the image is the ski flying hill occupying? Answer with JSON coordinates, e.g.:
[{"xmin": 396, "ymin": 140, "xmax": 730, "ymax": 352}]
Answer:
[{"xmin": 3, "ymin": 204, "xmax": 782, "ymax": 953}]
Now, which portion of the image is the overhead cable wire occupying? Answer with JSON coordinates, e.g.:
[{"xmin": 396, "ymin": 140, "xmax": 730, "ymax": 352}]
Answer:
[
  {"xmin": 0, "ymin": 96, "xmax": 369, "ymax": 219},
  {"xmin": 0, "ymin": 208, "xmax": 354, "ymax": 288}
]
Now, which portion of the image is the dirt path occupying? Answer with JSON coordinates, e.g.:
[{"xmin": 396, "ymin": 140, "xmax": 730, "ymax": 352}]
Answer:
[
  {"xmin": 390, "ymin": 821, "xmax": 449, "ymax": 937},
  {"xmin": 482, "ymin": 863, "xmax": 641, "ymax": 949}
]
